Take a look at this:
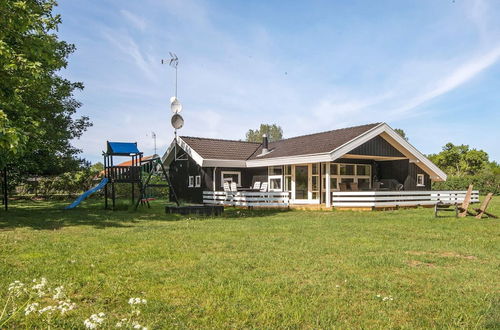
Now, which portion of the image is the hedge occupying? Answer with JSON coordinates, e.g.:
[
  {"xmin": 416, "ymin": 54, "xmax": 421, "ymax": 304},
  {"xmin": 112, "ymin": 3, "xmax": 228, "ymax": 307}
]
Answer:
[{"xmin": 432, "ymin": 173, "xmax": 500, "ymax": 195}]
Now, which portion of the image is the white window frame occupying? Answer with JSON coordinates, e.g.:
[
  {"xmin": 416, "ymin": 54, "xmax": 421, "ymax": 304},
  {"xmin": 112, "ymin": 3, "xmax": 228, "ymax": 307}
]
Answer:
[
  {"xmin": 322, "ymin": 162, "xmax": 372, "ymax": 191},
  {"xmin": 268, "ymin": 175, "xmax": 283, "ymax": 192},
  {"xmin": 416, "ymin": 173, "xmax": 425, "ymax": 187},
  {"xmin": 220, "ymin": 171, "xmax": 241, "ymax": 188},
  {"xmin": 188, "ymin": 176, "xmax": 194, "ymax": 187},
  {"xmin": 195, "ymin": 175, "xmax": 201, "ymax": 188}
]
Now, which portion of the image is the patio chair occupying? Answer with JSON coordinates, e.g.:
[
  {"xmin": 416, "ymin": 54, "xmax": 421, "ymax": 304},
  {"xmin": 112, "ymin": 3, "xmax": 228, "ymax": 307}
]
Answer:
[
  {"xmin": 339, "ymin": 183, "xmax": 348, "ymax": 191},
  {"xmin": 458, "ymin": 184, "xmax": 475, "ymax": 217},
  {"xmin": 474, "ymin": 193, "xmax": 497, "ymax": 219},
  {"xmin": 349, "ymin": 183, "xmax": 359, "ymax": 191},
  {"xmin": 252, "ymin": 181, "xmax": 261, "ymax": 190},
  {"xmin": 223, "ymin": 181, "xmax": 231, "ymax": 192},
  {"xmin": 230, "ymin": 182, "xmax": 238, "ymax": 192},
  {"xmin": 260, "ymin": 182, "xmax": 268, "ymax": 192}
]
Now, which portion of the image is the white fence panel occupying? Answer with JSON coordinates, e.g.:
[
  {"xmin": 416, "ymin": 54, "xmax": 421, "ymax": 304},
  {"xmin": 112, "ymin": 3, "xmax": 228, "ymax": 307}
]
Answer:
[
  {"xmin": 203, "ymin": 191, "xmax": 290, "ymax": 207},
  {"xmin": 331, "ymin": 190, "xmax": 479, "ymax": 208}
]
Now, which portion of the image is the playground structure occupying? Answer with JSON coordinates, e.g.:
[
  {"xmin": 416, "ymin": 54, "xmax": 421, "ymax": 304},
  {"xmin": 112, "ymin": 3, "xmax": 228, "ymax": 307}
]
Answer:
[
  {"xmin": 64, "ymin": 141, "xmax": 178, "ymax": 210},
  {"xmin": 102, "ymin": 141, "xmax": 178, "ymax": 210}
]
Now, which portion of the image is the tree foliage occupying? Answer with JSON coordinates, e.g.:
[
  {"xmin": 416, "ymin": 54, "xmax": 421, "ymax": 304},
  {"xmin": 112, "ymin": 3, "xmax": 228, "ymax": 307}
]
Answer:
[
  {"xmin": 245, "ymin": 124, "xmax": 283, "ymax": 143},
  {"xmin": 427, "ymin": 143, "xmax": 489, "ymax": 177},
  {"xmin": 394, "ymin": 128, "xmax": 408, "ymax": 141},
  {"xmin": 0, "ymin": 0, "xmax": 91, "ymax": 174}
]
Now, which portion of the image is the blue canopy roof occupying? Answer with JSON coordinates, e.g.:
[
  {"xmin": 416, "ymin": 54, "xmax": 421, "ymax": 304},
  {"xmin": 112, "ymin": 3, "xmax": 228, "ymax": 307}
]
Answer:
[{"xmin": 107, "ymin": 142, "xmax": 141, "ymax": 155}]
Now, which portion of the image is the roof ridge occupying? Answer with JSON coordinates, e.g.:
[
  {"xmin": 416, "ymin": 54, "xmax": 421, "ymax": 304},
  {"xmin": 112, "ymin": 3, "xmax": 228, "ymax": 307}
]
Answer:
[
  {"xmin": 180, "ymin": 136, "xmax": 262, "ymax": 144},
  {"xmin": 269, "ymin": 122, "xmax": 383, "ymax": 144}
]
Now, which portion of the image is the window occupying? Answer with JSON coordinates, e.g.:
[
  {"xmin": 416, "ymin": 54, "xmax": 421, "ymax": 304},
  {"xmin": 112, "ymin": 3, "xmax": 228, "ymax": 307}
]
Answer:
[
  {"xmin": 269, "ymin": 176, "xmax": 282, "ymax": 191},
  {"xmin": 221, "ymin": 171, "xmax": 241, "ymax": 187},
  {"xmin": 357, "ymin": 165, "xmax": 370, "ymax": 176},
  {"xmin": 417, "ymin": 174, "xmax": 425, "ymax": 186},
  {"xmin": 284, "ymin": 165, "xmax": 292, "ymax": 191},
  {"xmin": 268, "ymin": 166, "xmax": 283, "ymax": 191},
  {"xmin": 188, "ymin": 176, "xmax": 194, "ymax": 187},
  {"xmin": 311, "ymin": 163, "xmax": 320, "ymax": 199},
  {"xmin": 340, "ymin": 164, "xmax": 355, "ymax": 175},
  {"xmin": 269, "ymin": 166, "xmax": 283, "ymax": 175},
  {"xmin": 195, "ymin": 175, "xmax": 201, "ymax": 188}
]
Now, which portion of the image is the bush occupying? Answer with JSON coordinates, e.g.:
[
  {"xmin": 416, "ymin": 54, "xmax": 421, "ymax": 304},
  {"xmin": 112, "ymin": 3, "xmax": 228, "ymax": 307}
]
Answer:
[{"xmin": 432, "ymin": 173, "xmax": 500, "ymax": 195}]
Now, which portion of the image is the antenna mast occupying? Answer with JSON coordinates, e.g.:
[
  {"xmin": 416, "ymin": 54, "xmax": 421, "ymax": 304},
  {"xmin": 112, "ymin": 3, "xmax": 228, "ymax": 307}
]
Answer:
[{"xmin": 151, "ymin": 131, "xmax": 157, "ymax": 155}]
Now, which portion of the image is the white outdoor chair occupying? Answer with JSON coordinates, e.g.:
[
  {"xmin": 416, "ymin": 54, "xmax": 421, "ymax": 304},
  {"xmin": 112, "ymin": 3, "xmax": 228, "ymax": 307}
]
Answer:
[
  {"xmin": 253, "ymin": 181, "xmax": 261, "ymax": 190},
  {"xmin": 223, "ymin": 181, "xmax": 231, "ymax": 192},
  {"xmin": 230, "ymin": 182, "xmax": 238, "ymax": 192},
  {"xmin": 260, "ymin": 182, "xmax": 268, "ymax": 192}
]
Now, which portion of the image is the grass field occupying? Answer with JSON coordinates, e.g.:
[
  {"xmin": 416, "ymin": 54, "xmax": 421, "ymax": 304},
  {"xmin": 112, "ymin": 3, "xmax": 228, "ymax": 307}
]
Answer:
[{"xmin": 0, "ymin": 198, "xmax": 499, "ymax": 328}]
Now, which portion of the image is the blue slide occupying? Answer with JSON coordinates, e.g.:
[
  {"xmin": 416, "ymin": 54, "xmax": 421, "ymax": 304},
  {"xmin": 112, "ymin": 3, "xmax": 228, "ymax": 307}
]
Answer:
[{"xmin": 65, "ymin": 178, "xmax": 109, "ymax": 209}]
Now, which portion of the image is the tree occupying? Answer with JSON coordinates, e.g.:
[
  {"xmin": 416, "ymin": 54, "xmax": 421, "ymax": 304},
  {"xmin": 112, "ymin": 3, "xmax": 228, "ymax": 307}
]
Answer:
[
  {"xmin": 245, "ymin": 124, "xmax": 283, "ymax": 143},
  {"xmin": 0, "ymin": 0, "xmax": 91, "ymax": 176},
  {"xmin": 428, "ymin": 143, "xmax": 489, "ymax": 176},
  {"xmin": 394, "ymin": 128, "xmax": 408, "ymax": 141}
]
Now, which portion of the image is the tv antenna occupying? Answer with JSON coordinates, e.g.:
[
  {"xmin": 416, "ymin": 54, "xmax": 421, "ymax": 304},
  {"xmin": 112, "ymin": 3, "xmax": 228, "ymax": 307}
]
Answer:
[
  {"xmin": 151, "ymin": 131, "xmax": 157, "ymax": 155},
  {"xmin": 161, "ymin": 52, "xmax": 185, "ymax": 160},
  {"xmin": 161, "ymin": 52, "xmax": 179, "ymax": 97}
]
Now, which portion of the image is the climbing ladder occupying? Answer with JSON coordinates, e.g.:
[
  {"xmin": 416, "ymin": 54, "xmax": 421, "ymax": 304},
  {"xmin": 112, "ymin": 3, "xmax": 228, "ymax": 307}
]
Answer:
[{"xmin": 135, "ymin": 157, "xmax": 179, "ymax": 209}]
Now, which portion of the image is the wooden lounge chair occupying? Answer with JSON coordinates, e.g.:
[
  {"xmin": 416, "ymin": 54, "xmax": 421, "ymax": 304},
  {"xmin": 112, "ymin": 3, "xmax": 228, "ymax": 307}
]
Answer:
[
  {"xmin": 474, "ymin": 193, "xmax": 498, "ymax": 219},
  {"xmin": 458, "ymin": 184, "xmax": 475, "ymax": 217},
  {"xmin": 435, "ymin": 184, "xmax": 473, "ymax": 218}
]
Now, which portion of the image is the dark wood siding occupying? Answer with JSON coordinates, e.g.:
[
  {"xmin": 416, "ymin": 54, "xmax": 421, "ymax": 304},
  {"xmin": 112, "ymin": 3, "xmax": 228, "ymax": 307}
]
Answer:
[
  {"xmin": 376, "ymin": 159, "xmax": 431, "ymax": 190},
  {"xmin": 348, "ymin": 135, "xmax": 404, "ymax": 157},
  {"xmin": 168, "ymin": 149, "xmax": 212, "ymax": 204},
  {"xmin": 214, "ymin": 167, "xmax": 267, "ymax": 190}
]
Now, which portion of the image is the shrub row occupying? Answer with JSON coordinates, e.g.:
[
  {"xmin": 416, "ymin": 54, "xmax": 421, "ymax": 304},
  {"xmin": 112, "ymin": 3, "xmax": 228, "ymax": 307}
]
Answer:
[{"xmin": 432, "ymin": 173, "xmax": 500, "ymax": 195}]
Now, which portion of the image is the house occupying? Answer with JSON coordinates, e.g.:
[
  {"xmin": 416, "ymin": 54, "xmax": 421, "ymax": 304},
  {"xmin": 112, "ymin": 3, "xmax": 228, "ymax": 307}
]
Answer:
[{"xmin": 162, "ymin": 122, "xmax": 448, "ymax": 207}]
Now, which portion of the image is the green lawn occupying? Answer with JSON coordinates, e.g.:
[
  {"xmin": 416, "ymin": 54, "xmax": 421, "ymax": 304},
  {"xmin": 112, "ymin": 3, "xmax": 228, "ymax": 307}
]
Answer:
[{"xmin": 0, "ymin": 198, "xmax": 499, "ymax": 328}]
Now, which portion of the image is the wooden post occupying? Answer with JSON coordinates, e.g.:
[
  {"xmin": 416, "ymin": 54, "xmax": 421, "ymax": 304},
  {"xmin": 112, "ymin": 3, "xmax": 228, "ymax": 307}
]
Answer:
[
  {"xmin": 104, "ymin": 155, "xmax": 108, "ymax": 209},
  {"xmin": 325, "ymin": 162, "xmax": 331, "ymax": 207}
]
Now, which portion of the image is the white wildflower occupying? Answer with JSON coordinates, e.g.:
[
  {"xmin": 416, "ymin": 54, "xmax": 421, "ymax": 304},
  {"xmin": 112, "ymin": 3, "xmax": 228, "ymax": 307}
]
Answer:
[
  {"xmin": 128, "ymin": 297, "xmax": 147, "ymax": 305},
  {"xmin": 38, "ymin": 305, "xmax": 56, "ymax": 314},
  {"xmin": 31, "ymin": 277, "xmax": 48, "ymax": 297},
  {"xmin": 53, "ymin": 285, "xmax": 65, "ymax": 299},
  {"xmin": 335, "ymin": 285, "xmax": 340, "ymax": 288},
  {"xmin": 25, "ymin": 302, "xmax": 39, "ymax": 315},
  {"xmin": 115, "ymin": 318, "xmax": 128, "ymax": 328},
  {"xmin": 57, "ymin": 299, "xmax": 76, "ymax": 314},
  {"xmin": 84, "ymin": 312, "xmax": 106, "ymax": 329},
  {"xmin": 132, "ymin": 321, "xmax": 147, "ymax": 330},
  {"xmin": 7, "ymin": 280, "xmax": 26, "ymax": 297}
]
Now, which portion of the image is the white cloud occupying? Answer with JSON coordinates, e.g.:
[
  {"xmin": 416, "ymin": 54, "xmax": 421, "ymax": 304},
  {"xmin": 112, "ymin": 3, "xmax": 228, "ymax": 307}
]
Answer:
[{"xmin": 120, "ymin": 9, "xmax": 147, "ymax": 31}]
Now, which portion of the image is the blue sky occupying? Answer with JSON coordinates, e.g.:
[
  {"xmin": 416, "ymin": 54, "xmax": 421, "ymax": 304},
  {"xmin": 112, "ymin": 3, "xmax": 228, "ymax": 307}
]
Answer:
[{"xmin": 56, "ymin": 0, "xmax": 500, "ymax": 163}]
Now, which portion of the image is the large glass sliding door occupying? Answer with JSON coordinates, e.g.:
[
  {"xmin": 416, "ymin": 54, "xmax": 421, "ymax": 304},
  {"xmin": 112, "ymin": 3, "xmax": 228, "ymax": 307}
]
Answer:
[{"xmin": 294, "ymin": 165, "xmax": 308, "ymax": 199}]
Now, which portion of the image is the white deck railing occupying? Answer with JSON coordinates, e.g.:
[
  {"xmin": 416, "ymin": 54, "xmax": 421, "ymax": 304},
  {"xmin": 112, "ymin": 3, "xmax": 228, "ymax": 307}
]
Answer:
[
  {"xmin": 203, "ymin": 191, "xmax": 290, "ymax": 207},
  {"xmin": 331, "ymin": 190, "xmax": 480, "ymax": 208}
]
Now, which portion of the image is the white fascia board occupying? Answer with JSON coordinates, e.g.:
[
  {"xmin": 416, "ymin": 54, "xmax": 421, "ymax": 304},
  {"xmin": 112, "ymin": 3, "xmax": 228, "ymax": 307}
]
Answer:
[
  {"xmin": 246, "ymin": 153, "xmax": 333, "ymax": 167},
  {"xmin": 329, "ymin": 123, "xmax": 386, "ymax": 161},
  {"xmin": 203, "ymin": 159, "xmax": 247, "ymax": 167},
  {"xmin": 161, "ymin": 136, "xmax": 205, "ymax": 167},
  {"xmin": 379, "ymin": 124, "xmax": 447, "ymax": 181},
  {"xmin": 161, "ymin": 139, "xmax": 177, "ymax": 165},
  {"xmin": 177, "ymin": 137, "xmax": 205, "ymax": 166}
]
